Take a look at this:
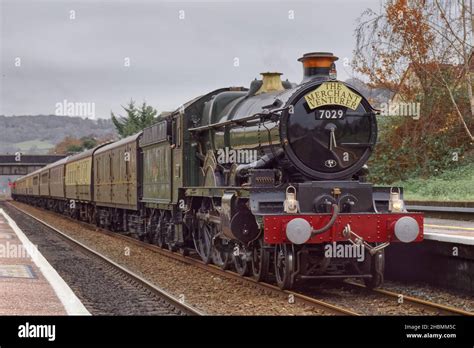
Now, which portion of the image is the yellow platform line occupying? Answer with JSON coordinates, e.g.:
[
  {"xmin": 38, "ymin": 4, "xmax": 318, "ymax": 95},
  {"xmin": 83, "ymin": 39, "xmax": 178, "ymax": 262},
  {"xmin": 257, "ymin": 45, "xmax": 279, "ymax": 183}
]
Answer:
[{"xmin": 424, "ymin": 224, "xmax": 474, "ymax": 231}]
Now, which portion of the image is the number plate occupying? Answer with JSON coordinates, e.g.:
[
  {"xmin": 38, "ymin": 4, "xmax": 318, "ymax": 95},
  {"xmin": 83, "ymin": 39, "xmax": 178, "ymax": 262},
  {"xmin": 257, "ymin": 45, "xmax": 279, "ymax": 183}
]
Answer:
[{"xmin": 315, "ymin": 108, "xmax": 346, "ymax": 120}]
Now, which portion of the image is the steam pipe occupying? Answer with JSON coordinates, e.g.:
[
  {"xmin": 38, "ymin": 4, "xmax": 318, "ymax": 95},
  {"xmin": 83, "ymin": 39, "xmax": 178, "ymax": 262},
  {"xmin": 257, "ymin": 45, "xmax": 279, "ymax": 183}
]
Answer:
[
  {"xmin": 235, "ymin": 148, "xmax": 284, "ymax": 177},
  {"xmin": 311, "ymin": 204, "xmax": 340, "ymax": 236}
]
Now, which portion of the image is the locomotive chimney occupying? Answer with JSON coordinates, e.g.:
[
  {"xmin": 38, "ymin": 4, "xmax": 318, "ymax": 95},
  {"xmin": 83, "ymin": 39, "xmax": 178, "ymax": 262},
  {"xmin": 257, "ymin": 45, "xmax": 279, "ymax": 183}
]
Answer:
[
  {"xmin": 255, "ymin": 72, "xmax": 285, "ymax": 95},
  {"xmin": 298, "ymin": 52, "xmax": 338, "ymax": 83}
]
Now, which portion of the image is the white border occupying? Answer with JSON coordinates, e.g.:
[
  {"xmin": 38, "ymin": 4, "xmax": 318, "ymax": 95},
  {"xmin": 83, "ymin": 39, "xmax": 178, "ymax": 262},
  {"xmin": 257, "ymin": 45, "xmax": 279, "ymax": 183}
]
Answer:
[{"xmin": 0, "ymin": 208, "xmax": 90, "ymax": 315}]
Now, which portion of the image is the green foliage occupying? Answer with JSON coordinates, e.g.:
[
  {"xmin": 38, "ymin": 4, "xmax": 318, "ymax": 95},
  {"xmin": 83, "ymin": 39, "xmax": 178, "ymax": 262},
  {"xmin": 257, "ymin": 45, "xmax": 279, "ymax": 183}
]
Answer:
[
  {"xmin": 66, "ymin": 144, "xmax": 83, "ymax": 153},
  {"xmin": 367, "ymin": 114, "xmax": 469, "ymax": 184},
  {"xmin": 392, "ymin": 162, "xmax": 474, "ymax": 201},
  {"xmin": 111, "ymin": 100, "xmax": 158, "ymax": 138},
  {"xmin": 81, "ymin": 136, "xmax": 97, "ymax": 150},
  {"xmin": 61, "ymin": 136, "xmax": 100, "ymax": 154}
]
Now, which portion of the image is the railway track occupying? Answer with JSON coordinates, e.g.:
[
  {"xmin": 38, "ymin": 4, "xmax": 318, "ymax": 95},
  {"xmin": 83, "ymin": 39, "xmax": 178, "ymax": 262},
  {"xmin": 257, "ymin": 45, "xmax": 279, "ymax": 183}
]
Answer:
[
  {"xmin": 6, "ymin": 201, "xmax": 473, "ymax": 316},
  {"xmin": 3, "ymin": 203, "xmax": 203, "ymax": 316},
  {"xmin": 344, "ymin": 281, "xmax": 473, "ymax": 316}
]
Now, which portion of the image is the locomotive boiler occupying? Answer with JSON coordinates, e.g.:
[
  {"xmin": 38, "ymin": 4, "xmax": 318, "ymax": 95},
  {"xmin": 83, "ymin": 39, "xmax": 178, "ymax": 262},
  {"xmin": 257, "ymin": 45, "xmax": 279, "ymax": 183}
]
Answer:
[{"xmin": 12, "ymin": 52, "xmax": 424, "ymax": 290}]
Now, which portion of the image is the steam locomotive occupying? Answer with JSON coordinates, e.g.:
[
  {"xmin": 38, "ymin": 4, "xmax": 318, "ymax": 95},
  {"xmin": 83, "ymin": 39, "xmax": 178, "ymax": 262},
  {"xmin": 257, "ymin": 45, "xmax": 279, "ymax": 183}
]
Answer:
[{"xmin": 12, "ymin": 52, "xmax": 423, "ymax": 289}]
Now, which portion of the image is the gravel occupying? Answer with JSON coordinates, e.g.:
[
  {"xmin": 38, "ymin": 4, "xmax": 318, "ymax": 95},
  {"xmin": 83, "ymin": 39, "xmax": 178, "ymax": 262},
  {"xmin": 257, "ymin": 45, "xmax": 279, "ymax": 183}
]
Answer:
[
  {"xmin": 299, "ymin": 281, "xmax": 449, "ymax": 315},
  {"xmin": 382, "ymin": 280, "xmax": 474, "ymax": 313}
]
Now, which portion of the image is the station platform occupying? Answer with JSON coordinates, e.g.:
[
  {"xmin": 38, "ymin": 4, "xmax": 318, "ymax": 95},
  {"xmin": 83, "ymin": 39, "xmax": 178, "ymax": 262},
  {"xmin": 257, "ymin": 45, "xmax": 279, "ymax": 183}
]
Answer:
[
  {"xmin": 0, "ymin": 208, "xmax": 89, "ymax": 315},
  {"xmin": 424, "ymin": 218, "xmax": 474, "ymax": 246},
  {"xmin": 386, "ymin": 217, "xmax": 474, "ymax": 293}
]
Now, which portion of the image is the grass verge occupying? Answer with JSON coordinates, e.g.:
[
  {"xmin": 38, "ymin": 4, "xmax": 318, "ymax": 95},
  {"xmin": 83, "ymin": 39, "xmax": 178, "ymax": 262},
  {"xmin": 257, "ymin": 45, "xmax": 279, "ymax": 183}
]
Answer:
[{"xmin": 392, "ymin": 163, "xmax": 474, "ymax": 202}]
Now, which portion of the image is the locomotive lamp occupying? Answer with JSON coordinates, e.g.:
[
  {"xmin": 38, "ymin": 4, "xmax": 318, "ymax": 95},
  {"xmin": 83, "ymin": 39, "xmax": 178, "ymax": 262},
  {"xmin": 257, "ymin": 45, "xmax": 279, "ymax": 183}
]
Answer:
[
  {"xmin": 388, "ymin": 187, "xmax": 405, "ymax": 213},
  {"xmin": 283, "ymin": 185, "xmax": 299, "ymax": 213},
  {"xmin": 329, "ymin": 63, "xmax": 337, "ymax": 80}
]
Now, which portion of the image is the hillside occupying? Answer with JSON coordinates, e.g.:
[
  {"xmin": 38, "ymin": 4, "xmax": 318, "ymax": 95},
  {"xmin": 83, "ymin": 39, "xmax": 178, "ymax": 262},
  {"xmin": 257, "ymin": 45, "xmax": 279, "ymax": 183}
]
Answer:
[{"xmin": 0, "ymin": 115, "xmax": 117, "ymax": 154}]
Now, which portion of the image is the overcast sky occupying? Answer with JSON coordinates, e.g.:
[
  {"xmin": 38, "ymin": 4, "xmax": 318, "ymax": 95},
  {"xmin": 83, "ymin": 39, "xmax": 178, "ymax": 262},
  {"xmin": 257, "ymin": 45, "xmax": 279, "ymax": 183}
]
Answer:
[{"xmin": 0, "ymin": 0, "xmax": 382, "ymax": 118}]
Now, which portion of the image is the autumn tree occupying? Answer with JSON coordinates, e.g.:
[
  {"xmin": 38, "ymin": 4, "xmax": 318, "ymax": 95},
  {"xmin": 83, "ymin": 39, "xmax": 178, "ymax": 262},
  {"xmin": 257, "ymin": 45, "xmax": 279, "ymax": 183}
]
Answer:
[
  {"xmin": 111, "ymin": 100, "xmax": 158, "ymax": 138},
  {"xmin": 353, "ymin": 0, "xmax": 474, "ymax": 182},
  {"xmin": 49, "ymin": 136, "xmax": 82, "ymax": 154}
]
